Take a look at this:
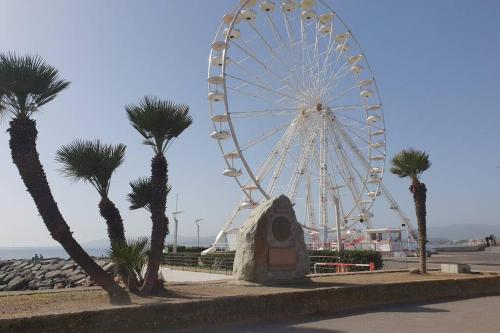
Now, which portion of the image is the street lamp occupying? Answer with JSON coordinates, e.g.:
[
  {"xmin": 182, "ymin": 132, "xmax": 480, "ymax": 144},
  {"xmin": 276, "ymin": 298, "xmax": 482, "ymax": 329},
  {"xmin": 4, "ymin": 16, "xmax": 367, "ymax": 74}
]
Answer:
[
  {"xmin": 195, "ymin": 218, "xmax": 204, "ymax": 248},
  {"xmin": 172, "ymin": 194, "xmax": 184, "ymax": 253}
]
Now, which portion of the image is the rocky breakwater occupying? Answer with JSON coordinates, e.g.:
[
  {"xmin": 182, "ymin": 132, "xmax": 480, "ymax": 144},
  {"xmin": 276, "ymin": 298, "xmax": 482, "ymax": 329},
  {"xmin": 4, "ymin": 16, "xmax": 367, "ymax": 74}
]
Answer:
[{"xmin": 0, "ymin": 258, "xmax": 117, "ymax": 292}]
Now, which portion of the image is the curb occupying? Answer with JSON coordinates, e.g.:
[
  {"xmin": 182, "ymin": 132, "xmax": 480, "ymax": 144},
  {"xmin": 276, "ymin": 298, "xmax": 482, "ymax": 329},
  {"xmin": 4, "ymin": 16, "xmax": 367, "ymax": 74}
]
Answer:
[{"xmin": 1, "ymin": 274, "xmax": 500, "ymax": 332}]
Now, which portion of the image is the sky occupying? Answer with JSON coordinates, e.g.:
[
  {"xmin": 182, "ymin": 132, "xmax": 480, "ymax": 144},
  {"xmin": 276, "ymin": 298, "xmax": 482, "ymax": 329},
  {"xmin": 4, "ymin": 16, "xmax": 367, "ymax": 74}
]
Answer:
[{"xmin": 0, "ymin": 0, "xmax": 500, "ymax": 247}]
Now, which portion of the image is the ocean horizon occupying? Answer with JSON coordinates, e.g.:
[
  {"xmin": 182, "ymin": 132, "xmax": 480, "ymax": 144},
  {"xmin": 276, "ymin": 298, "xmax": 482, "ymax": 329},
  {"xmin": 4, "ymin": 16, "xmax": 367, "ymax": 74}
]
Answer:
[{"xmin": 0, "ymin": 246, "xmax": 108, "ymax": 260}]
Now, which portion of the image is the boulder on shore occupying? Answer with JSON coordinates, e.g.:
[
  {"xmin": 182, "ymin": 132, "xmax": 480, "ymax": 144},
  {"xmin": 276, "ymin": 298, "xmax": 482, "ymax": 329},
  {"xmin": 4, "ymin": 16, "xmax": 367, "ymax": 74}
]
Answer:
[{"xmin": 0, "ymin": 258, "xmax": 118, "ymax": 292}]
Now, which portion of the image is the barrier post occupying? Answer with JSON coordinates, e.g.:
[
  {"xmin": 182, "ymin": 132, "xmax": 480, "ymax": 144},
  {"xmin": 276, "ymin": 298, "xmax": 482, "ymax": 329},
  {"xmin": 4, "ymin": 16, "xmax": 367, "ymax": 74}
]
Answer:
[{"xmin": 369, "ymin": 262, "xmax": 375, "ymax": 271}]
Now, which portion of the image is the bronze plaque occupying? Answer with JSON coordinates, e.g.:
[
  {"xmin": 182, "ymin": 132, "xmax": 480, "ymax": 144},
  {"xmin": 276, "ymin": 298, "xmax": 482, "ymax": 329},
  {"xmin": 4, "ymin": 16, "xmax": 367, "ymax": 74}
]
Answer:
[
  {"xmin": 268, "ymin": 247, "xmax": 296, "ymax": 271},
  {"xmin": 272, "ymin": 216, "xmax": 291, "ymax": 241}
]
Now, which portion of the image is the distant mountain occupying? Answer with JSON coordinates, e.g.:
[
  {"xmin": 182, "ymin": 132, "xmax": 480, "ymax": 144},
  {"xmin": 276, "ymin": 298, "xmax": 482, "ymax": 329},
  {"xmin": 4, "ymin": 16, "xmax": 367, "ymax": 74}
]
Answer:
[
  {"xmin": 82, "ymin": 234, "xmax": 216, "ymax": 248},
  {"xmin": 428, "ymin": 224, "xmax": 500, "ymax": 241},
  {"xmin": 81, "ymin": 224, "xmax": 499, "ymax": 248}
]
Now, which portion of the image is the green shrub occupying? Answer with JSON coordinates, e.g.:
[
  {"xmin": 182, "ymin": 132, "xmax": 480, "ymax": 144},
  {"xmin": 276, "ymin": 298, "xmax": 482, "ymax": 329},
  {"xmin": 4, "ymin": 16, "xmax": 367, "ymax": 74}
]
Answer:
[
  {"xmin": 308, "ymin": 250, "xmax": 382, "ymax": 272},
  {"xmin": 164, "ymin": 245, "xmax": 208, "ymax": 253}
]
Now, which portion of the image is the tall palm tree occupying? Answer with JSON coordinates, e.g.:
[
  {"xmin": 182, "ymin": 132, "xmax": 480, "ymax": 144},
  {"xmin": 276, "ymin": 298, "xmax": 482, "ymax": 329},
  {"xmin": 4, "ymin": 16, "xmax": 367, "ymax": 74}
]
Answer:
[
  {"xmin": 0, "ymin": 53, "xmax": 129, "ymax": 303},
  {"xmin": 390, "ymin": 149, "xmax": 431, "ymax": 273},
  {"xmin": 55, "ymin": 139, "xmax": 127, "ymax": 248},
  {"xmin": 126, "ymin": 96, "xmax": 192, "ymax": 295}
]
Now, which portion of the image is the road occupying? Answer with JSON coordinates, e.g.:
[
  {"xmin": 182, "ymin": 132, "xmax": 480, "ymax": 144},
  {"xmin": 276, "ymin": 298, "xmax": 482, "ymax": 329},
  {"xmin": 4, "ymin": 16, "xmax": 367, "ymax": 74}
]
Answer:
[{"xmin": 174, "ymin": 296, "xmax": 500, "ymax": 333}]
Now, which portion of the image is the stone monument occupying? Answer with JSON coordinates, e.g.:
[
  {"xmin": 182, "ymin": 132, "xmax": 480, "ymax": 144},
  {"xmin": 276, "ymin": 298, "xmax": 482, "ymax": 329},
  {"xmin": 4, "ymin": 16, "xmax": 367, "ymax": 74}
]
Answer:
[{"xmin": 232, "ymin": 195, "xmax": 309, "ymax": 283}]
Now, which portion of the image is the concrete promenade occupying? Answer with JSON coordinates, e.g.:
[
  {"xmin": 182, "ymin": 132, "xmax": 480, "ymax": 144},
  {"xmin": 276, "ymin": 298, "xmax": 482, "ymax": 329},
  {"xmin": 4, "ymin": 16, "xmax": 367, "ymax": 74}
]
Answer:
[
  {"xmin": 178, "ymin": 296, "xmax": 500, "ymax": 333},
  {"xmin": 407, "ymin": 246, "xmax": 500, "ymax": 272}
]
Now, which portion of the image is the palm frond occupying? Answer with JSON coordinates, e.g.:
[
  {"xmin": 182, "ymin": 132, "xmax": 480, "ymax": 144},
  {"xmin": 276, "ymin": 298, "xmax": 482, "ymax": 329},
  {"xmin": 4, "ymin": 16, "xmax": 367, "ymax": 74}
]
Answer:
[
  {"xmin": 127, "ymin": 177, "xmax": 171, "ymax": 211},
  {"xmin": 125, "ymin": 96, "xmax": 193, "ymax": 153},
  {"xmin": 390, "ymin": 149, "xmax": 431, "ymax": 181},
  {"xmin": 108, "ymin": 237, "xmax": 150, "ymax": 283},
  {"xmin": 0, "ymin": 52, "xmax": 70, "ymax": 117},
  {"xmin": 55, "ymin": 139, "xmax": 126, "ymax": 196}
]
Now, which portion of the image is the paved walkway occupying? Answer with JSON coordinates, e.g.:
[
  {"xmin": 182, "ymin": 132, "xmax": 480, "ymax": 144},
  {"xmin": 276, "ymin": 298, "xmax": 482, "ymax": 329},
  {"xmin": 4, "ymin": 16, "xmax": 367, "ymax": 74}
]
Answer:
[
  {"xmin": 159, "ymin": 267, "xmax": 231, "ymax": 282},
  {"xmin": 176, "ymin": 296, "xmax": 500, "ymax": 333}
]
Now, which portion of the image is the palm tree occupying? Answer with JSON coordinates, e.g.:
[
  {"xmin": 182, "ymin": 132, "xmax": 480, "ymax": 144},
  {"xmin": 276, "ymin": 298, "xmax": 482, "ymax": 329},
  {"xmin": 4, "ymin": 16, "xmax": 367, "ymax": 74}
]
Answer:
[
  {"xmin": 127, "ymin": 177, "xmax": 171, "ymax": 212},
  {"xmin": 0, "ymin": 53, "xmax": 129, "ymax": 303},
  {"xmin": 55, "ymin": 140, "xmax": 127, "ymax": 248},
  {"xmin": 390, "ymin": 149, "xmax": 431, "ymax": 273},
  {"xmin": 126, "ymin": 96, "xmax": 192, "ymax": 295},
  {"xmin": 108, "ymin": 237, "xmax": 150, "ymax": 293}
]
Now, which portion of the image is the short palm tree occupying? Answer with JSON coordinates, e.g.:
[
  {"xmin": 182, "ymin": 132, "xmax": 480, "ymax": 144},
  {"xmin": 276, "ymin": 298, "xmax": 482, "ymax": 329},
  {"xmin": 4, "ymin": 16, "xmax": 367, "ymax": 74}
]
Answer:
[
  {"xmin": 390, "ymin": 149, "xmax": 431, "ymax": 273},
  {"xmin": 56, "ymin": 140, "xmax": 127, "ymax": 248},
  {"xmin": 126, "ymin": 96, "xmax": 192, "ymax": 295},
  {"xmin": 0, "ymin": 53, "xmax": 129, "ymax": 303},
  {"xmin": 108, "ymin": 237, "xmax": 150, "ymax": 293}
]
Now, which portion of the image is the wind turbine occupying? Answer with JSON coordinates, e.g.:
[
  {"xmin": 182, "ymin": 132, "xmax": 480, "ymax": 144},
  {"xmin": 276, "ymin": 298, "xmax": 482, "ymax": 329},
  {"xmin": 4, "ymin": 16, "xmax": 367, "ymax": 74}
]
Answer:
[{"xmin": 172, "ymin": 194, "xmax": 184, "ymax": 253}]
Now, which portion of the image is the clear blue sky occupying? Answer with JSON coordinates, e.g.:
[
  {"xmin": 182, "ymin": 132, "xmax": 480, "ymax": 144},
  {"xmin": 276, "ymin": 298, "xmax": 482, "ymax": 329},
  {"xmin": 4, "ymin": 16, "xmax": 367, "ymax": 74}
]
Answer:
[{"xmin": 1, "ymin": 0, "xmax": 499, "ymax": 247}]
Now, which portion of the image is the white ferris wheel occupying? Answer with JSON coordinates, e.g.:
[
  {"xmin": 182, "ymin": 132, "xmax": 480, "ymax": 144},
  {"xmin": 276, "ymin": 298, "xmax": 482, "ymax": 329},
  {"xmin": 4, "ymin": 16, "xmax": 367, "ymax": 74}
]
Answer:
[{"xmin": 206, "ymin": 0, "xmax": 416, "ymax": 252}]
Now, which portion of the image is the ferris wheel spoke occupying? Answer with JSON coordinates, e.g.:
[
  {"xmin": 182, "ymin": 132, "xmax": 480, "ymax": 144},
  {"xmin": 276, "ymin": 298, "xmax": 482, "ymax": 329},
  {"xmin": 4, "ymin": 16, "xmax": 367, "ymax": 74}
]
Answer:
[
  {"xmin": 328, "ymin": 122, "xmax": 373, "ymax": 204},
  {"xmin": 250, "ymin": 124, "xmax": 297, "ymax": 196},
  {"xmin": 226, "ymin": 85, "xmax": 296, "ymax": 108},
  {"xmin": 335, "ymin": 119, "xmax": 386, "ymax": 171},
  {"xmin": 247, "ymin": 20, "xmax": 304, "ymax": 95},
  {"xmin": 324, "ymin": 82, "xmax": 361, "ymax": 105},
  {"xmin": 226, "ymin": 73, "xmax": 305, "ymax": 104},
  {"xmin": 230, "ymin": 107, "xmax": 299, "ymax": 118},
  {"xmin": 334, "ymin": 112, "xmax": 384, "ymax": 131},
  {"xmin": 326, "ymin": 122, "xmax": 366, "ymax": 216},
  {"xmin": 281, "ymin": 12, "xmax": 308, "ymax": 93},
  {"xmin": 262, "ymin": 11, "xmax": 304, "ymax": 90},
  {"xmin": 330, "ymin": 105, "xmax": 366, "ymax": 112},
  {"xmin": 321, "ymin": 61, "xmax": 353, "ymax": 99},
  {"xmin": 238, "ymin": 118, "xmax": 298, "ymax": 152},
  {"xmin": 336, "ymin": 120, "xmax": 386, "ymax": 156},
  {"xmin": 324, "ymin": 137, "xmax": 361, "ymax": 218},
  {"xmin": 266, "ymin": 120, "xmax": 301, "ymax": 196},
  {"xmin": 320, "ymin": 37, "xmax": 349, "ymax": 94},
  {"xmin": 230, "ymin": 40, "xmax": 311, "ymax": 102},
  {"xmin": 299, "ymin": 18, "xmax": 317, "ymax": 99},
  {"xmin": 231, "ymin": 57, "xmax": 286, "ymax": 98},
  {"xmin": 286, "ymin": 116, "xmax": 321, "ymax": 202}
]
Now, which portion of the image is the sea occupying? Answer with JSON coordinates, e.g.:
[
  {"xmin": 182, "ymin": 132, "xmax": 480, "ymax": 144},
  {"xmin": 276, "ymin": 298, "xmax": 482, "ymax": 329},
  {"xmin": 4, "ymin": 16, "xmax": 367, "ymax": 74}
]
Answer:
[{"xmin": 0, "ymin": 247, "xmax": 108, "ymax": 260}]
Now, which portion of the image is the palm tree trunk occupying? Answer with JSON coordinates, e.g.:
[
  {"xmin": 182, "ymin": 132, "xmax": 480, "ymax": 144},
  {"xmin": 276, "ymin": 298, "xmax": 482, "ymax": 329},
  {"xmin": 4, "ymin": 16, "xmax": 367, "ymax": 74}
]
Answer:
[
  {"xmin": 140, "ymin": 153, "xmax": 169, "ymax": 295},
  {"xmin": 99, "ymin": 195, "xmax": 130, "ymax": 285},
  {"xmin": 410, "ymin": 180, "xmax": 427, "ymax": 274},
  {"xmin": 99, "ymin": 196, "xmax": 126, "ymax": 248},
  {"xmin": 8, "ymin": 116, "xmax": 130, "ymax": 304}
]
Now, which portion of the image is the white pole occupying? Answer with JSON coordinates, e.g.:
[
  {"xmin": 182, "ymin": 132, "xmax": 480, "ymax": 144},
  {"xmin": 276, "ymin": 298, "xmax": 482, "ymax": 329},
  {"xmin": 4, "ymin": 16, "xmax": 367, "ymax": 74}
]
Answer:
[
  {"xmin": 172, "ymin": 194, "xmax": 184, "ymax": 254},
  {"xmin": 195, "ymin": 218, "xmax": 204, "ymax": 248},
  {"xmin": 174, "ymin": 194, "xmax": 179, "ymax": 253}
]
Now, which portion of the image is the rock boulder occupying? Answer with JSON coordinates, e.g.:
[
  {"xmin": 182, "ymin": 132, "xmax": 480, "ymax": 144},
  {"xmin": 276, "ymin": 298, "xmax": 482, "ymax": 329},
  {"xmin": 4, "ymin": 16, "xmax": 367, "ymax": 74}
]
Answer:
[{"xmin": 233, "ymin": 195, "xmax": 309, "ymax": 283}]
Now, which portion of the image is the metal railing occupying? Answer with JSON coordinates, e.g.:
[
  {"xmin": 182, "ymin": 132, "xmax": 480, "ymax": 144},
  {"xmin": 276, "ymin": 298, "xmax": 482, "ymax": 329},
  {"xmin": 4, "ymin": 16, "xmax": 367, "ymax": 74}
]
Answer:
[
  {"xmin": 162, "ymin": 253, "xmax": 234, "ymax": 275},
  {"xmin": 162, "ymin": 252, "xmax": 409, "ymax": 275}
]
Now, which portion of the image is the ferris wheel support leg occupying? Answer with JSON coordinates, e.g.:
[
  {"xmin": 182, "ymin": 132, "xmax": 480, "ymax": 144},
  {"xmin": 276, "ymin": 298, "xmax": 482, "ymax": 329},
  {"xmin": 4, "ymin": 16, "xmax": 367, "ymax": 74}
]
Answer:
[
  {"xmin": 319, "ymin": 109, "xmax": 328, "ymax": 240},
  {"xmin": 334, "ymin": 196, "xmax": 342, "ymax": 251}
]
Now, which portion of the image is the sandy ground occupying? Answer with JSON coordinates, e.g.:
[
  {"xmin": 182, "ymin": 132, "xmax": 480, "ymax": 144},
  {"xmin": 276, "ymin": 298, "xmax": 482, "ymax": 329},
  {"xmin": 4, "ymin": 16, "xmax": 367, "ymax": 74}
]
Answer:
[{"xmin": 0, "ymin": 271, "xmax": 496, "ymax": 320}]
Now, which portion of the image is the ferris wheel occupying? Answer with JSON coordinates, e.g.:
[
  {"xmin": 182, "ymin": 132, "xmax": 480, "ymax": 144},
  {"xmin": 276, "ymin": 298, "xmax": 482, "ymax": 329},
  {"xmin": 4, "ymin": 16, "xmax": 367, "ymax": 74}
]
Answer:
[{"xmin": 207, "ymin": 0, "xmax": 392, "ymax": 251}]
